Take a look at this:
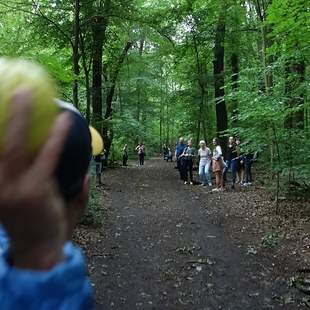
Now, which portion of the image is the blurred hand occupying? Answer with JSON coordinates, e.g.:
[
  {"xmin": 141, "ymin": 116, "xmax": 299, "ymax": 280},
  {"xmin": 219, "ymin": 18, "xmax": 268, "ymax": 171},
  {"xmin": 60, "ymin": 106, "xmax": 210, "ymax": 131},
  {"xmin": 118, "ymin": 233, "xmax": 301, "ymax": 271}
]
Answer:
[{"xmin": 0, "ymin": 91, "xmax": 72, "ymax": 269}]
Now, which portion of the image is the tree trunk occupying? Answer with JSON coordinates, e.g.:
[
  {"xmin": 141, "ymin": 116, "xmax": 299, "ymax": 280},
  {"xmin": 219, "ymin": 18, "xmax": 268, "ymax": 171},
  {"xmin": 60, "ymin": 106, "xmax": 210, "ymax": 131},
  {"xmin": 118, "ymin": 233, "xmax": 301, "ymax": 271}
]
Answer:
[
  {"xmin": 103, "ymin": 42, "xmax": 133, "ymax": 156},
  {"xmin": 285, "ymin": 59, "xmax": 305, "ymax": 129},
  {"xmin": 213, "ymin": 12, "xmax": 228, "ymax": 156},
  {"xmin": 91, "ymin": 16, "xmax": 106, "ymax": 128},
  {"xmin": 136, "ymin": 38, "xmax": 145, "ymax": 122},
  {"xmin": 72, "ymin": 0, "xmax": 80, "ymax": 108},
  {"xmin": 160, "ymin": 98, "xmax": 163, "ymax": 152},
  {"xmin": 231, "ymin": 52, "xmax": 239, "ymax": 125},
  {"xmin": 80, "ymin": 33, "xmax": 92, "ymax": 123},
  {"xmin": 91, "ymin": 0, "xmax": 111, "ymax": 130},
  {"xmin": 261, "ymin": 25, "xmax": 273, "ymax": 93},
  {"xmin": 254, "ymin": 0, "xmax": 273, "ymax": 93}
]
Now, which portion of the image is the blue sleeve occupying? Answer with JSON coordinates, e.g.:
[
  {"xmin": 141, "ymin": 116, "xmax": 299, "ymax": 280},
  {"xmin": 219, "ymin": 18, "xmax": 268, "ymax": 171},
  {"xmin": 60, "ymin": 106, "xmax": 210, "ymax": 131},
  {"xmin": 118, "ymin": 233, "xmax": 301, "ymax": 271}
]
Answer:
[
  {"xmin": 0, "ymin": 242, "xmax": 94, "ymax": 310},
  {"xmin": 0, "ymin": 225, "xmax": 9, "ymax": 255}
]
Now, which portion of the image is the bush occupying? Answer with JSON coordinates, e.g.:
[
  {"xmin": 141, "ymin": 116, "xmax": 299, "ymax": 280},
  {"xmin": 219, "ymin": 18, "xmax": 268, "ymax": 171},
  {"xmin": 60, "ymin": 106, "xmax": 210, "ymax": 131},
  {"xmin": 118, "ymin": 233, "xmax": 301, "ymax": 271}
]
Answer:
[{"xmin": 79, "ymin": 181, "xmax": 102, "ymax": 226}]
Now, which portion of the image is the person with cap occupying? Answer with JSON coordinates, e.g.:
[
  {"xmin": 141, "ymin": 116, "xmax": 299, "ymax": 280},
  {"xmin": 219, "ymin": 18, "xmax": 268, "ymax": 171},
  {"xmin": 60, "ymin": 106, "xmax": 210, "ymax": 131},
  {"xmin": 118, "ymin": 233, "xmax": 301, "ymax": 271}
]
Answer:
[
  {"xmin": 0, "ymin": 61, "xmax": 103, "ymax": 309},
  {"xmin": 135, "ymin": 142, "xmax": 145, "ymax": 166}
]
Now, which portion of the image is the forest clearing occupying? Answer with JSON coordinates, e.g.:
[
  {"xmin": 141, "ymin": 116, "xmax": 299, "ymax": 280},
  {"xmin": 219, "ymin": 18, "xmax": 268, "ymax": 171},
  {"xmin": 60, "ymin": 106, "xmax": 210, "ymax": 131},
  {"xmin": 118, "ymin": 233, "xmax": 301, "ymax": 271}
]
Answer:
[{"xmin": 0, "ymin": 0, "xmax": 309, "ymax": 309}]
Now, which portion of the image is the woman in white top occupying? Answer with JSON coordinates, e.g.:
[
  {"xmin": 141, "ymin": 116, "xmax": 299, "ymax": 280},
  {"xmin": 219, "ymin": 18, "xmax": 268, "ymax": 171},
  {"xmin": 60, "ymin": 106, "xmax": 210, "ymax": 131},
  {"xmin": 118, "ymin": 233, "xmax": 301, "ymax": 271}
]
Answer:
[
  {"xmin": 198, "ymin": 140, "xmax": 212, "ymax": 186},
  {"xmin": 212, "ymin": 137, "xmax": 223, "ymax": 191}
]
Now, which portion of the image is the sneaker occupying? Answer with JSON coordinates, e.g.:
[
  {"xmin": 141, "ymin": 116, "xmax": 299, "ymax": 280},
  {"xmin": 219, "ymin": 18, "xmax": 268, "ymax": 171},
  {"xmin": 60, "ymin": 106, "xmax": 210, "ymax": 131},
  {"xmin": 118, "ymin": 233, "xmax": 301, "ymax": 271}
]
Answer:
[
  {"xmin": 184, "ymin": 181, "xmax": 188, "ymax": 185},
  {"xmin": 199, "ymin": 183, "xmax": 205, "ymax": 187},
  {"xmin": 208, "ymin": 182, "xmax": 212, "ymax": 187},
  {"xmin": 212, "ymin": 188, "xmax": 219, "ymax": 192},
  {"xmin": 247, "ymin": 182, "xmax": 252, "ymax": 186},
  {"xmin": 190, "ymin": 182, "xmax": 193, "ymax": 185}
]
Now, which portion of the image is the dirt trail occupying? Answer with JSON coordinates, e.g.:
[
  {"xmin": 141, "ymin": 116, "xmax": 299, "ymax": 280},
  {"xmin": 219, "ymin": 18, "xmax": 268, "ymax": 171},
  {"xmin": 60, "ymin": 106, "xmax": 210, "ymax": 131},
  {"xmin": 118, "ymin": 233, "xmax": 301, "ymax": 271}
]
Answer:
[{"xmin": 87, "ymin": 159, "xmax": 308, "ymax": 309}]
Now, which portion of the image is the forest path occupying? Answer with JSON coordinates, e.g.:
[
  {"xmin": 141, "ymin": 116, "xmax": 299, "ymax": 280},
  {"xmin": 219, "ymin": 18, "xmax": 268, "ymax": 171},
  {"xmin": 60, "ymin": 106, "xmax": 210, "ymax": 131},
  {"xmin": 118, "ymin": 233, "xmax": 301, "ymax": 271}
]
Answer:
[{"xmin": 87, "ymin": 159, "xmax": 306, "ymax": 310}]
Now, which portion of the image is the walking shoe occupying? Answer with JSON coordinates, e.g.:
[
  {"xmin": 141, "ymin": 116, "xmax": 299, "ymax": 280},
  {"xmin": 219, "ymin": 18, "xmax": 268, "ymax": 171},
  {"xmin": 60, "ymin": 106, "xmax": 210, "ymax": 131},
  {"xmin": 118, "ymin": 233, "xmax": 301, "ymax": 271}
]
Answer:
[
  {"xmin": 184, "ymin": 181, "xmax": 188, "ymax": 185},
  {"xmin": 190, "ymin": 182, "xmax": 193, "ymax": 185},
  {"xmin": 208, "ymin": 182, "xmax": 213, "ymax": 187},
  {"xmin": 212, "ymin": 188, "xmax": 219, "ymax": 192}
]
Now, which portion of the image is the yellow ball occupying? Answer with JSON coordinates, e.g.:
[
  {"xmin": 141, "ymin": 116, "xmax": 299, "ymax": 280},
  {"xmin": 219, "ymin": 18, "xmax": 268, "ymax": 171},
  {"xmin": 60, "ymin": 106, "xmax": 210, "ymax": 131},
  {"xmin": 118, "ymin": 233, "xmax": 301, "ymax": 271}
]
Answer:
[{"xmin": 0, "ymin": 58, "xmax": 59, "ymax": 154}]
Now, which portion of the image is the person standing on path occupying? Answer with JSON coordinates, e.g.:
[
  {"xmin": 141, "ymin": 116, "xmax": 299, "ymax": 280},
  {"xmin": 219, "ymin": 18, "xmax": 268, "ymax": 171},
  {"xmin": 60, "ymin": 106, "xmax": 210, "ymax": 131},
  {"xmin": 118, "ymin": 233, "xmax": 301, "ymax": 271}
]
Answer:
[
  {"xmin": 122, "ymin": 144, "xmax": 128, "ymax": 166},
  {"xmin": 135, "ymin": 142, "xmax": 145, "ymax": 166},
  {"xmin": 235, "ymin": 137, "xmax": 244, "ymax": 184},
  {"xmin": 175, "ymin": 137, "xmax": 187, "ymax": 179},
  {"xmin": 181, "ymin": 139, "xmax": 195, "ymax": 185},
  {"xmin": 221, "ymin": 136, "xmax": 238, "ymax": 190},
  {"xmin": 212, "ymin": 138, "xmax": 224, "ymax": 191},
  {"xmin": 163, "ymin": 144, "xmax": 169, "ymax": 160},
  {"xmin": 243, "ymin": 150, "xmax": 254, "ymax": 186},
  {"xmin": 198, "ymin": 140, "xmax": 212, "ymax": 187}
]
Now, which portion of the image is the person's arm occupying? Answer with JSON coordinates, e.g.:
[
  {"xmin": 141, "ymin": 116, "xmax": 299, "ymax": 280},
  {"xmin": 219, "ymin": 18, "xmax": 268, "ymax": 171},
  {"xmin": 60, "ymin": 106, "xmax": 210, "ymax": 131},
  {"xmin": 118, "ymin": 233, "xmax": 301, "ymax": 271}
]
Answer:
[
  {"xmin": 181, "ymin": 148, "xmax": 187, "ymax": 157},
  {"xmin": 0, "ymin": 242, "xmax": 93, "ymax": 309},
  {"xmin": 207, "ymin": 148, "xmax": 212, "ymax": 160},
  {"xmin": 0, "ymin": 225, "xmax": 8, "ymax": 255},
  {"xmin": 0, "ymin": 91, "xmax": 94, "ymax": 309},
  {"xmin": 214, "ymin": 146, "xmax": 222, "ymax": 160}
]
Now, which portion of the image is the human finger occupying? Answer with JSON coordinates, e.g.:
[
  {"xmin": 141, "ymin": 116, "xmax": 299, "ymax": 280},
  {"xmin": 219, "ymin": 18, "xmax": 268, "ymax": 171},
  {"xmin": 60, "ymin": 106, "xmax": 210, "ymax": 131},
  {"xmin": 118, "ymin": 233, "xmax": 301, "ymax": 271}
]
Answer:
[
  {"xmin": 30, "ymin": 111, "xmax": 72, "ymax": 182},
  {"xmin": 0, "ymin": 90, "xmax": 32, "ymax": 179}
]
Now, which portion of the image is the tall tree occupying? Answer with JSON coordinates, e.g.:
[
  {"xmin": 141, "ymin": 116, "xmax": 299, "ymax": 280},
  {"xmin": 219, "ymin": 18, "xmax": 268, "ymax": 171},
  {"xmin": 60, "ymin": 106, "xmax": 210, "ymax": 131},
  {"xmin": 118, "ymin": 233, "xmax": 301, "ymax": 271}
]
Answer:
[{"xmin": 213, "ymin": 5, "xmax": 228, "ymax": 154}]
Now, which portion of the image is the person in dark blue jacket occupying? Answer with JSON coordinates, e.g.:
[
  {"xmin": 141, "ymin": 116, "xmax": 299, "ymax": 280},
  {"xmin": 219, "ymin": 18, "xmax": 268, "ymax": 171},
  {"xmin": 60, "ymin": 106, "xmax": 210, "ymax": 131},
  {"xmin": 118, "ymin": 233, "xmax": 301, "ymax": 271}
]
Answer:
[
  {"xmin": 175, "ymin": 137, "xmax": 187, "ymax": 179},
  {"xmin": 0, "ymin": 96, "xmax": 97, "ymax": 309}
]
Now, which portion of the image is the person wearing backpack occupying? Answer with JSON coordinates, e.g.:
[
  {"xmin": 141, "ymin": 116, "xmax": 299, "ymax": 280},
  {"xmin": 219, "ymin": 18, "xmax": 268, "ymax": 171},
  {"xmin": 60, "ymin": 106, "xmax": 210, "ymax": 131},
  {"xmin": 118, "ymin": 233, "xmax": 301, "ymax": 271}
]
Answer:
[
  {"xmin": 175, "ymin": 137, "xmax": 187, "ymax": 179},
  {"xmin": 135, "ymin": 142, "xmax": 145, "ymax": 166},
  {"xmin": 180, "ymin": 139, "xmax": 195, "ymax": 185}
]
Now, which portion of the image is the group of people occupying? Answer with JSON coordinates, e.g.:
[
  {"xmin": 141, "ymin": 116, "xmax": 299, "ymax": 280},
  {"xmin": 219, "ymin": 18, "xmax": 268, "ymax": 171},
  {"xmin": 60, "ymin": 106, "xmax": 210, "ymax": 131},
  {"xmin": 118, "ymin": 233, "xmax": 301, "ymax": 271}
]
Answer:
[
  {"xmin": 174, "ymin": 136, "xmax": 254, "ymax": 191},
  {"xmin": 122, "ymin": 142, "xmax": 146, "ymax": 167},
  {"xmin": 162, "ymin": 144, "xmax": 173, "ymax": 162}
]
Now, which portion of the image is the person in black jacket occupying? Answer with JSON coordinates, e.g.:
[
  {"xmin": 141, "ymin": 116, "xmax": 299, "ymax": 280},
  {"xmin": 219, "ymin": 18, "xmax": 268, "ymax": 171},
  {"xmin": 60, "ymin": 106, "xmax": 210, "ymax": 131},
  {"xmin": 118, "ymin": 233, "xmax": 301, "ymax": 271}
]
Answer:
[
  {"xmin": 221, "ymin": 136, "xmax": 238, "ymax": 189},
  {"xmin": 122, "ymin": 144, "xmax": 128, "ymax": 166}
]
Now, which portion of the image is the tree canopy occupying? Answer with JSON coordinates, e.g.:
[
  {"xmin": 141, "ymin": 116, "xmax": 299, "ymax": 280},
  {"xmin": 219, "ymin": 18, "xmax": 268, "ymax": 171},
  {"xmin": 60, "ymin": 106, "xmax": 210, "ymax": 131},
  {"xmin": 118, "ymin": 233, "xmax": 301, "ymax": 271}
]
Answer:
[{"xmin": 0, "ymin": 0, "xmax": 309, "ymax": 194}]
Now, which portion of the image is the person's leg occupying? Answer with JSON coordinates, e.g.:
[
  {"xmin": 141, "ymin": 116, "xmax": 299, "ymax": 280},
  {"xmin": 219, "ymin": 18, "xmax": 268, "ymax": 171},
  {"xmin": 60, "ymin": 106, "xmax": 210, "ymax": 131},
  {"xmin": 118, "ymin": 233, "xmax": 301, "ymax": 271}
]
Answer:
[
  {"xmin": 244, "ymin": 159, "xmax": 250, "ymax": 183},
  {"xmin": 215, "ymin": 172, "xmax": 221, "ymax": 188},
  {"xmin": 142, "ymin": 154, "xmax": 145, "ymax": 165},
  {"xmin": 199, "ymin": 163, "xmax": 206, "ymax": 185},
  {"xmin": 178, "ymin": 159, "xmax": 185, "ymax": 180},
  {"xmin": 189, "ymin": 159, "xmax": 193, "ymax": 183},
  {"xmin": 248, "ymin": 160, "xmax": 252, "ymax": 183},
  {"xmin": 183, "ymin": 160, "xmax": 189, "ymax": 183},
  {"xmin": 205, "ymin": 161, "xmax": 212, "ymax": 186},
  {"xmin": 222, "ymin": 160, "xmax": 231, "ymax": 187},
  {"xmin": 231, "ymin": 159, "xmax": 237, "ymax": 189}
]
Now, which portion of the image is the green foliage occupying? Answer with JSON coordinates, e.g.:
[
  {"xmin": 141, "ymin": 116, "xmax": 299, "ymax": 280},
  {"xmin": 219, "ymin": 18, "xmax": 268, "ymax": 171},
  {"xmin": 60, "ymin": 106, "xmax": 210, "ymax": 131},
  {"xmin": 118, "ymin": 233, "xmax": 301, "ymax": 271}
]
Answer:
[
  {"xmin": 0, "ymin": 0, "xmax": 308, "ymax": 197},
  {"xmin": 262, "ymin": 231, "xmax": 282, "ymax": 249},
  {"xmin": 80, "ymin": 182, "xmax": 103, "ymax": 227}
]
